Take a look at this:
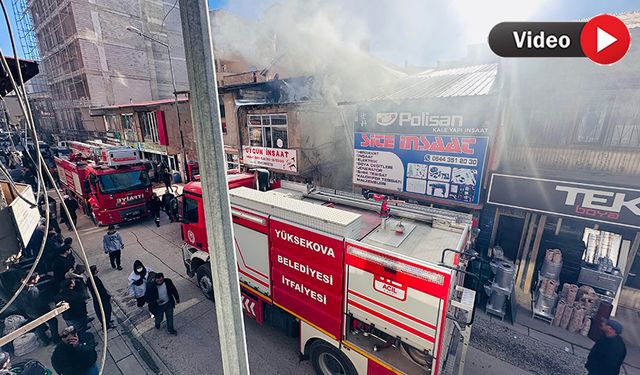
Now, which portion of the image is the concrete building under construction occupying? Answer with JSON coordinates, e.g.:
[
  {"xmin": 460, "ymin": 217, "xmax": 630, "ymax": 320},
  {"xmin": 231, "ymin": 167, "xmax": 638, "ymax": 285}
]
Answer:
[{"xmin": 25, "ymin": 0, "xmax": 189, "ymax": 139}]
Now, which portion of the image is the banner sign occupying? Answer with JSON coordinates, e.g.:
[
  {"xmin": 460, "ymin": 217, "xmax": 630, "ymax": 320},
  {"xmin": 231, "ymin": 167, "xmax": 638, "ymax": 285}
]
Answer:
[
  {"xmin": 269, "ymin": 219, "xmax": 344, "ymax": 339},
  {"xmin": 488, "ymin": 174, "xmax": 640, "ymax": 229},
  {"xmin": 354, "ymin": 106, "xmax": 490, "ymax": 205},
  {"xmin": 242, "ymin": 146, "xmax": 297, "ymax": 173}
]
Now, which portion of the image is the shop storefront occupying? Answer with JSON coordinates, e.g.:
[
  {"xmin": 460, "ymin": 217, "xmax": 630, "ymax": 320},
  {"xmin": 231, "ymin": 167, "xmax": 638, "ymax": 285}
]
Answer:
[{"xmin": 483, "ymin": 173, "xmax": 640, "ymax": 317}]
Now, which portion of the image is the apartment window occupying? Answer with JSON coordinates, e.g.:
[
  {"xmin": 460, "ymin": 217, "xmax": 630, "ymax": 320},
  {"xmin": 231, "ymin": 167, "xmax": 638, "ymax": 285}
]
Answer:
[
  {"xmin": 121, "ymin": 114, "xmax": 138, "ymax": 142},
  {"xmin": 219, "ymin": 98, "xmax": 226, "ymax": 133},
  {"xmin": 104, "ymin": 115, "xmax": 118, "ymax": 132},
  {"xmin": 247, "ymin": 114, "xmax": 288, "ymax": 148},
  {"xmin": 73, "ymin": 109, "xmax": 83, "ymax": 130},
  {"xmin": 139, "ymin": 111, "xmax": 160, "ymax": 143}
]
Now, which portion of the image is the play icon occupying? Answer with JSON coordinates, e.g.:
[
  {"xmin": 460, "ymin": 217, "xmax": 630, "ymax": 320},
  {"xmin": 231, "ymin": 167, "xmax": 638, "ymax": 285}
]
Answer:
[{"xmin": 581, "ymin": 14, "xmax": 631, "ymax": 65}]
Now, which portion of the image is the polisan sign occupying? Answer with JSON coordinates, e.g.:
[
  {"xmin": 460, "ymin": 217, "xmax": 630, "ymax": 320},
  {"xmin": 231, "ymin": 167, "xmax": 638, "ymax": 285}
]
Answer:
[{"xmin": 488, "ymin": 174, "xmax": 640, "ymax": 229}]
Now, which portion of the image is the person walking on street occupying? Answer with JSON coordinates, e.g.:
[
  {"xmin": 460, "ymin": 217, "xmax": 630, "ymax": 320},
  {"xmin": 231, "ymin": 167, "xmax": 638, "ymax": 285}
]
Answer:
[
  {"xmin": 87, "ymin": 265, "xmax": 114, "ymax": 330},
  {"xmin": 147, "ymin": 193, "xmax": 162, "ymax": 227},
  {"xmin": 60, "ymin": 195, "xmax": 79, "ymax": 231},
  {"xmin": 102, "ymin": 225, "xmax": 123, "ymax": 270},
  {"xmin": 161, "ymin": 189, "xmax": 173, "ymax": 220},
  {"xmin": 128, "ymin": 260, "xmax": 152, "ymax": 308},
  {"xmin": 586, "ymin": 319, "xmax": 627, "ymax": 375},
  {"xmin": 145, "ymin": 272, "xmax": 179, "ymax": 335},
  {"xmin": 56, "ymin": 279, "xmax": 93, "ymax": 333},
  {"xmin": 168, "ymin": 193, "xmax": 179, "ymax": 223},
  {"xmin": 51, "ymin": 326, "xmax": 98, "ymax": 375}
]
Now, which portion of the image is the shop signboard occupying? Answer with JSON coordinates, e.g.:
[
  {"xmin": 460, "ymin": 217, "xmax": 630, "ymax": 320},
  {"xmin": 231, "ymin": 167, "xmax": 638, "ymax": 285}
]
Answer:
[
  {"xmin": 242, "ymin": 146, "xmax": 298, "ymax": 173},
  {"xmin": 488, "ymin": 173, "xmax": 640, "ymax": 229},
  {"xmin": 353, "ymin": 105, "xmax": 490, "ymax": 205}
]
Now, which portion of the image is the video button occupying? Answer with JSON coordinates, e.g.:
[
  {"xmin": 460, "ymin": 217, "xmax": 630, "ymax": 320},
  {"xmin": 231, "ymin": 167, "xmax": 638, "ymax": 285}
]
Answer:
[
  {"xmin": 488, "ymin": 14, "xmax": 631, "ymax": 65},
  {"xmin": 580, "ymin": 14, "xmax": 631, "ymax": 65}
]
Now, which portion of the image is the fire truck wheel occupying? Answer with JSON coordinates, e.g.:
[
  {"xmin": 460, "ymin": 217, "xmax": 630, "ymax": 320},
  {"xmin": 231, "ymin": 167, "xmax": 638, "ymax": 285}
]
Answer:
[
  {"xmin": 196, "ymin": 264, "xmax": 214, "ymax": 300},
  {"xmin": 309, "ymin": 341, "xmax": 356, "ymax": 375}
]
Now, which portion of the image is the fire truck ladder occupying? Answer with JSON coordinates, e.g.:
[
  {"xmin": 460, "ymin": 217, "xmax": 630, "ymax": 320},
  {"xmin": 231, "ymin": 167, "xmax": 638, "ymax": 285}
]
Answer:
[{"xmin": 306, "ymin": 186, "xmax": 472, "ymax": 228}]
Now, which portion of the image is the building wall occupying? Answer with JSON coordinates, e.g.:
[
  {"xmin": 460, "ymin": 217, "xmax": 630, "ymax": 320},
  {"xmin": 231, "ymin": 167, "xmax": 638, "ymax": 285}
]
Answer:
[
  {"xmin": 29, "ymin": 0, "xmax": 188, "ymax": 139},
  {"xmin": 234, "ymin": 103, "xmax": 352, "ymax": 189}
]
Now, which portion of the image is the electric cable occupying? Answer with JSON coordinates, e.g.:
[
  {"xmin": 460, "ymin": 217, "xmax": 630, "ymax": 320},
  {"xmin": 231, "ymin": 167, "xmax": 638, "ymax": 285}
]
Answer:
[{"xmin": 0, "ymin": 2, "xmax": 108, "ymax": 373}]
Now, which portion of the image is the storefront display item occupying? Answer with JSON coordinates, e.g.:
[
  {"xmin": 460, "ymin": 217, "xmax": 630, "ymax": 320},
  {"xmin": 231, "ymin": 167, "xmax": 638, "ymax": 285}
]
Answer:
[{"xmin": 484, "ymin": 252, "xmax": 516, "ymax": 319}]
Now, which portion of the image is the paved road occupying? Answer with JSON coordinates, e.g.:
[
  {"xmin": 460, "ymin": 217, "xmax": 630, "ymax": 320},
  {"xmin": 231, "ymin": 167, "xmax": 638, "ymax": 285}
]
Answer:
[{"xmin": 72, "ymin": 212, "xmax": 314, "ymax": 375}]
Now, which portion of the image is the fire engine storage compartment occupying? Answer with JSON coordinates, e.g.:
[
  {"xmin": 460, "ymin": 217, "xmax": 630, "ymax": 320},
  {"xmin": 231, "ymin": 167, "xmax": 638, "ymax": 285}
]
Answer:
[{"xmin": 293, "ymin": 185, "xmax": 470, "ymax": 374}]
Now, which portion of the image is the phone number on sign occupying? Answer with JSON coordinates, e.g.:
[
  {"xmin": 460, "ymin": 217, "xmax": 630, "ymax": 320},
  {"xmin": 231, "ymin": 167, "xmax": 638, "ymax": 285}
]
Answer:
[{"xmin": 424, "ymin": 154, "xmax": 478, "ymax": 166}]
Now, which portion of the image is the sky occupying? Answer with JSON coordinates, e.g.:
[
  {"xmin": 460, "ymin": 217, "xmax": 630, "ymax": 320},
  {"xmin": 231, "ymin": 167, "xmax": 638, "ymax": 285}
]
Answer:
[{"xmin": 1, "ymin": 0, "xmax": 639, "ymax": 66}]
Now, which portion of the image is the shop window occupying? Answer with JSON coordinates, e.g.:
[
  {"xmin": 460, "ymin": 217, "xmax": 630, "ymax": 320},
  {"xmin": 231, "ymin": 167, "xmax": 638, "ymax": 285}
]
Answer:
[
  {"xmin": 121, "ymin": 114, "xmax": 138, "ymax": 142},
  {"xmin": 582, "ymin": 228, "xmax": 622, "ymax": 267},
  {"xmin": 139, "ymin": 111, "xmax": 160, "ymax": 143},
  {"xmin": 247, "ymin": 114, "xmax": 288, "ymax": 148}
]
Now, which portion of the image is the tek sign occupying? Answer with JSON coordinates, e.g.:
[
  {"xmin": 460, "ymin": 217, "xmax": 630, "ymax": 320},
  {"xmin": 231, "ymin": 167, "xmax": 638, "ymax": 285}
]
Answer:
[{"xmin": 488, "ymin": 174, "xmax": 640, "ymax": 229}]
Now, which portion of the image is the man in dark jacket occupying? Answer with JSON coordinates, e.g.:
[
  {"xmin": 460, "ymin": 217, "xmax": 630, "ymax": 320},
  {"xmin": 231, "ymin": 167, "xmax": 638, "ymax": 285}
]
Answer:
[
  {"xmin": 145, "ymin": 272, "xmax": 179, "ymax": 335},
  {"xmin": 18, "ymin": 272, "xmax": 59, "ymax": 344},
  {"xmin": 147, "ymin": 193, "xmax": 162, "ymax": 227},
  {"xmin": 586, "ymin": 319, "xmax": 627, "ymax": 375},
  {"xmin": 56, "ymin": 279, "xmax": 92, "ymax": 333},
  {"xmin": 60, "ymin": 195, "xmax": 79, "ymax": 231},
  {"xmin": 52, "ymin": 242, "xmax": 75, "ymax": 285},
  {"xmin": 51, "ymin": 326, "xmax": 98, "ymax": 375},
  {"xmin": 87, "ymin": 265, "xmax": 114, "ymax": 330}
]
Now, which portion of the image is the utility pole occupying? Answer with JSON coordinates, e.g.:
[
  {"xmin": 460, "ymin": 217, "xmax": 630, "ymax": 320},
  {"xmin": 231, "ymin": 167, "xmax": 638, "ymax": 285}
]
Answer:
[{"xmin": 178, "ymin": 1, "xmax": 250, "ymax": 374}]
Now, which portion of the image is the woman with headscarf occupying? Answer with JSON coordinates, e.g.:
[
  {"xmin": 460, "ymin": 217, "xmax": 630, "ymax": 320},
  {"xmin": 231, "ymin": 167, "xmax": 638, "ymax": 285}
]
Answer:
[{"xmin": 128, "ymin": 260, "xmax": 152, "ymax": 307}]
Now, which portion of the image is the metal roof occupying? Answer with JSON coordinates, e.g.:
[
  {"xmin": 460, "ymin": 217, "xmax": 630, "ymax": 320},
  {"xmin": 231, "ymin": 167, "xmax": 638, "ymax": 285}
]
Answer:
[{"xmin": 368, "ymin": 63, "xmax": 497, "ymax": 102}]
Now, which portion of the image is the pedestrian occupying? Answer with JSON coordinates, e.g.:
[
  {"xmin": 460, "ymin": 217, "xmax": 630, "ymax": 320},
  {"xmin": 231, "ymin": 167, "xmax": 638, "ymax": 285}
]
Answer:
[
  {"xmin": 128, "ymin": 260, "xmax": 151, "ymax": 308},
  {"xmin": 145, "ymin": 272, "xmax": 179, "ymax": 335},
  {"xmin": 169, "ymin": 193, "xmax": 179, "ymax": 223},
  {"xmin": 51, "ymin": 326, "xmax": 98, "ymax": 375},
  {"xmin": 147, "ymin": 193, "xmax": 162, "ymax": 227},
  {"xmin": 161, "ymin": 189, "xmax": 172, "ymax": 219},
  {"xmin": 17, "ymin": 272, "xmax": 58, "ymax": 345},
  {"xmin": 65, "ymin": 264, "xmax": 89, "ymax": 300},
  {"xmin": 60, "ymin": 195, "xmax": 79, "ymax": 231},
  {"xmin": 0, "ymin": 351, "xmax": 17, "ymax": 375},
  {"xmin": 161, "ymin": 166, "xmax": 172, "ymax": 190},
  {"xmin": 102, "ymin": 225, "xmax": 123, "ymax": 270},
  {"xmin": 56, "ymin": 279, "xmax": 93, "ymax": 333},
  {"xmin": 586, "ymin": 319, "xmax": 627, "ymax": 375},
  {"xmin": 87, "ymin": 265, "xmax": 114, "ymax": 330},
  {"xmin": 53, "ymin": 242, "xmax": 76, "ymax": 285}
]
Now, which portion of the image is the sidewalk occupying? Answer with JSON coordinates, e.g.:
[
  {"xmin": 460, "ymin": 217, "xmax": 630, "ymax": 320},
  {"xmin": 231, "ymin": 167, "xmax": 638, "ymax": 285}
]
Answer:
[
  {"xmin": 9, "ymin": 291, "xmax": 165, "ymax": 375},
  {"xmin": 472, "ymin": 308, "xmax": 640, "ymax": 375}
]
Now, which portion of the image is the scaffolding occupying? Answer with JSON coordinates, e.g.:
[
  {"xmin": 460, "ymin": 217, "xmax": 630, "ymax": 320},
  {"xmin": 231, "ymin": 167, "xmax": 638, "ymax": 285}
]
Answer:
[
  {"xmin": 10, "ymin": 0, "xmax": 39, "ymax": 61},
  {"xmin": 10, "ymin": 0, "xmax": 51, "ymax": 96}
]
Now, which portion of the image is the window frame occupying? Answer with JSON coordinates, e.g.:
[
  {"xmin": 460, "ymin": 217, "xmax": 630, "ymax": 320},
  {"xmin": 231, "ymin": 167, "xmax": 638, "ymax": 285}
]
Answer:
[
  {"xmin": 183, "ymin": 196, "xmax": 199, "ymax": 224},
  {"xmin": 247, "ymin": 113, "xmax": 288, "ymax": 149}
]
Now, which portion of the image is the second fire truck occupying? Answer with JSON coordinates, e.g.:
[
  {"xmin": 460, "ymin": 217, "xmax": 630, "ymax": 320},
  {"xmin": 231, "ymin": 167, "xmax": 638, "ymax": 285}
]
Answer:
[
  {"xmin": 181, "ymin": 176, "xmax": 477, "ymax": 375},
  {"xmin": 54, "ymin": 141, "xmax": 152, "ymax": 226}
]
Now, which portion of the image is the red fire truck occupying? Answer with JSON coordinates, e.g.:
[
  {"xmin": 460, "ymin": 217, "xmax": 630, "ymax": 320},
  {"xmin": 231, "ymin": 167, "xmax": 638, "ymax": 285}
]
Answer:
[
  {"xmin": 54, "ymin": 141, "xmax": 152, "ymax": 226},
  {"xmin": 181, "ymin": 179, "xmax": 477, "ymax": 375}
]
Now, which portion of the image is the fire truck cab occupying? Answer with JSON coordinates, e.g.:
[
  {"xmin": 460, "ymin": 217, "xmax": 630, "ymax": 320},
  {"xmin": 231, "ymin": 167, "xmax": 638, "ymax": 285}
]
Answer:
[
  {"xmin": 181, "ymin": 180, "xmax": 476, "ymax": 375},
  {"xmin": 54, "ymin": 141, "xmax": 152, "ymax": 226}
]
